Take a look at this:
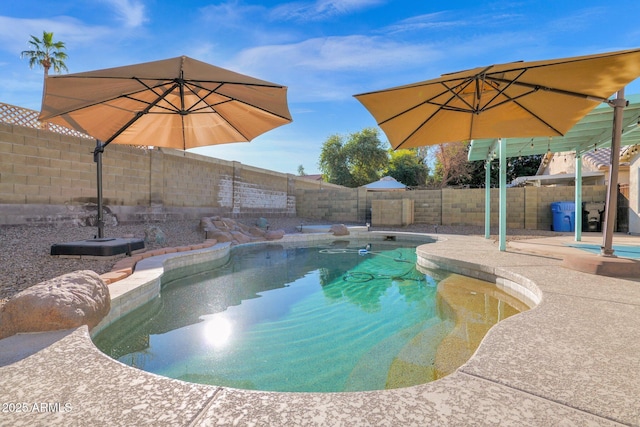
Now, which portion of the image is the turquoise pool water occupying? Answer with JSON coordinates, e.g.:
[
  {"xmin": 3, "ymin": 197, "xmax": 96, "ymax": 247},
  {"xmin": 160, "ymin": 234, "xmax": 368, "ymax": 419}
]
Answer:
[
  {"xmin": 94, "ymin": 240, "xmax": 517, "ymax": 392},
  {"xmin": 568, "ymin": 243, "xmax": 640, "ymax": 259}
]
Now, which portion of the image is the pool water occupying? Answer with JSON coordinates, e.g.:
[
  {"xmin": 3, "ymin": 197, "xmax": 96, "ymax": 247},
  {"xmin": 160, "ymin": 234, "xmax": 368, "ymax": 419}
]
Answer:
[
  {"xmin": 568, "ymin": 243, "xmax": 640, "ymax": 259},
  {"xmin": 94, "ymin": 240, "xmax": 523, "ymax": 392}
]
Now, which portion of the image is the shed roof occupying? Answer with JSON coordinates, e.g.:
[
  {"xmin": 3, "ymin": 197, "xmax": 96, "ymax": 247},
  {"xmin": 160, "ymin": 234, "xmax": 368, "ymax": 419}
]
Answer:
[{"xmin": 363, "ymin": 176, "xmax": 406, "ymax": 191}]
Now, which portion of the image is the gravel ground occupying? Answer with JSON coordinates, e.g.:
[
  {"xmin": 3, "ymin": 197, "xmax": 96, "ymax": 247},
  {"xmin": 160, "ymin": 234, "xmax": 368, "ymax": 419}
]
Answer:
[{"xmin": 0, "ymin": 217, "xmax": 559, "ymax": 306}]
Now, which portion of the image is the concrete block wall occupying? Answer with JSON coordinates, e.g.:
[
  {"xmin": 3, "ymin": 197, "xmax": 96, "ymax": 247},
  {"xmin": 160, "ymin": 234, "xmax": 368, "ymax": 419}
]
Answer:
[
  {"xmin": 409, "ymin": 190, "xmax": 442, "ymax": 224},
  {"xmin": 160, "ymin": 150, "xmax": 228, "ymax": 208},
  {"xmin": 101, "ymin": 144, "xmax": 151, "ymax": 207},
  {"xmin": 228, "ymin": 163, "xmax": 295, "ymax": 216},
  {"xmin": 295, "ymin": 187, "xmax": 363, "ymax": 222},
  {"xmin": 296, "ymin": 185, "xmax": 608, "ymax": 231},
  {"xmin": 372, "ymin": 199, "xmax": 414, "ymax": 226},
  {"xmin": 0, "ymin": 122, "xmax": 326, "ymax": 225},
  {"xmin": 0, "ymin": 121, "xmax": 612, "ymax": 230},
  {"xmin": 0, "ymin": 123, "xmax": 100, "ymax": 205}
]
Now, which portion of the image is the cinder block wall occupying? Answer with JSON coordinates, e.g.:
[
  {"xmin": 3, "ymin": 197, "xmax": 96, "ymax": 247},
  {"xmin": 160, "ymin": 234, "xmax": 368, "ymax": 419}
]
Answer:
[
  {"xmin": 0, "ymin": 122, "xmax": 609, "ymax": 229},
  {"xmin": 0, "ymin": 122, "xmax": 343, "ymax": 225},
  {"xmin": 297, "ymin": 185, "xmax": 608, "ymax": 230},
  {"xmin": 295, "ymin": 187, "xmax": 364, "ymax": 222}
]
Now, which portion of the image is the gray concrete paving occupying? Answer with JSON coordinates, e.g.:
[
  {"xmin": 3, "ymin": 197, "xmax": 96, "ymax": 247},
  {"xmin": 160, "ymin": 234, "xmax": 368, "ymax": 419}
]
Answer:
[{"xmin": 1, "ymin": 232, "xmax": 639, "ymax": 426}]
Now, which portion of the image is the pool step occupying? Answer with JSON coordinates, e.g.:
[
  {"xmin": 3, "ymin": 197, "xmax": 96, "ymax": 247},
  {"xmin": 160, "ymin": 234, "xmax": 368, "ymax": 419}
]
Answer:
[
  {"xmin": 385, "ymin": 319, "xmax": 454, "ymax": 389},
  {"xmin": 343, "ymin": 317, "xmax": 445, "ymax": 391}
]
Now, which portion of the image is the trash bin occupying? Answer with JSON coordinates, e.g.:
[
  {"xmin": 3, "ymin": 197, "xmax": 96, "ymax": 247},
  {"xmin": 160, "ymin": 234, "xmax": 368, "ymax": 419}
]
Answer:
[
  {"xmin": 582, "ymin": 201, "xmax": 605, "ymax": 232},
  {"xmin": 551, "ymin": 201, "xmax": 575, "ymax": 232}
]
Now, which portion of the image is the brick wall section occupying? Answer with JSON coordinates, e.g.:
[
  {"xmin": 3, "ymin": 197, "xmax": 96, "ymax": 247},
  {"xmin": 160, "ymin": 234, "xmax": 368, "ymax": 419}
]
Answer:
[
  {"xmin": 371, "ymin": 199, "xmax": 414, "ymax": 226},
  {"xmin": 0, "ymin": 122, "xmax": 346, "ymax": 225},
  {"xmin": 297, "ymin": 185, "xmax": 607, "ymax": 230},
  {"xmin": 160, "ymin": 150, "xmax": 228, "ymax": 208},
  {"xmin": 0, "ymin": 122, "xmax": 609, "ymax": 228}
]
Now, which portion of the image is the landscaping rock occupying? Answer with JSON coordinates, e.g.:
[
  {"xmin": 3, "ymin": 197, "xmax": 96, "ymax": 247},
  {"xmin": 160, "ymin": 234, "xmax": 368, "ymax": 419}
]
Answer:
[
  {"xmin": 330, "ymin": 224, "xmax": 350, "ymax": 236},
  {"xmin": 0, "ymin": 270, "xmax": 110, "ymax": 339},
  {"xmin": 265, "ymin": 229, "xmax": 285, "ymax": 240},
  {"xmin": 205, "ymin": 230, "xmax": 234, "ymax": 243},
  {"xmin": 200, "ymin": 216, "xmax": 284, "ymax": 245},
  {"xmin": 230, "ymin": 231, "xmax": 253, "ymax": 244},
  {"xmin": 144, "ymin": 225, "xmax": 167, "ymax": 244}
]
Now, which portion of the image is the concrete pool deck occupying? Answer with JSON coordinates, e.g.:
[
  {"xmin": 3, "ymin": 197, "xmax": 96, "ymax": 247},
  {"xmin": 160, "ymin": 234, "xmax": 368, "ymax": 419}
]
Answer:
[{"xmin": 1, "ymin": 231, "xmax": 639, "ymax": 426}]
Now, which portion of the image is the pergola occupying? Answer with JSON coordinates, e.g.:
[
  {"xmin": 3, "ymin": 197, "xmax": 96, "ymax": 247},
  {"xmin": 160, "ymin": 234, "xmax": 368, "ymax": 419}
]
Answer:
[{"xmin": 468, "ymin": 93, "xmax": 640, "ymax": 252}]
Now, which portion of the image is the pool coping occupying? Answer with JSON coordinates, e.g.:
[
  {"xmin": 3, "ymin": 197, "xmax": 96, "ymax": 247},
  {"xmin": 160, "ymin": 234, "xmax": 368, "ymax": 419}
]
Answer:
[{"xmin": 1, "ymin": 231, "xmax": 639, "ymax": 426}]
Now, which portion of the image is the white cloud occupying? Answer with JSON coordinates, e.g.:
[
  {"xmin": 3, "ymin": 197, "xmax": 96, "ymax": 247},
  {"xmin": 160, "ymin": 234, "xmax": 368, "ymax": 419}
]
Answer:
[
  {"xmin": 199, "ymin": 0, "xmax": 266, "ymax": 28},
  {"xmin": 233, "ymin": 35, "xmax": 436, "ymax": 72},
  {"xmin": 270, "ymin": 0, "xmax": 384, "ymax": 22},
  {"xmin": 0, "ymin": 15, "xmax": 111, "ymax": 54},
  {"xmin": 384, "ymin": 12, "xmax": 464, "ymax": 34},
  {"xmin": 98, "ymin": 0, "xmax": 147, "ymax": 28},
  {"xmin": 224, "ymin": 34, "xmax": 441, "ymax": 102}
]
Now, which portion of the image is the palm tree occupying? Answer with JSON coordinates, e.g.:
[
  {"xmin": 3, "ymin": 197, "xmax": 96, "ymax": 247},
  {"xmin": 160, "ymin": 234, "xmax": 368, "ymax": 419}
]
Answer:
[{"xmin": 21, "ymin": 31, "xmax": 69, "ymax": 77}]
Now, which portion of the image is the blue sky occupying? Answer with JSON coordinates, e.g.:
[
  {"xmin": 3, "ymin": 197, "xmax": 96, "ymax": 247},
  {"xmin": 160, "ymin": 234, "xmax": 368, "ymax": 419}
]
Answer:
[{"xmin": 1, "ymin": 1, "xmax": 640, "ymax": 175}]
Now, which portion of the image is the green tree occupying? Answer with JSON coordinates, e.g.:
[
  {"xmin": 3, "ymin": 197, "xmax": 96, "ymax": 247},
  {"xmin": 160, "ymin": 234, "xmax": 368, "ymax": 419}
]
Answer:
[
  {"xmin": 319, "ymin": 128, "xmax": 389, "ymax": 187},
  {"xmin": 21, "ymin": 31, "xmax": 69, "ymax": 78},
  {"xmin": 297, "ymin": 165, "xmax": 306, "ymax": 176},
  {"xmin": 458, "ymin": 154, "xmax": 543, "ymax": 188},
  {"xmin": 428, "ymin": 142, "xmax": 472, "ymax": 188},
  {"xmin": 387, "ymin": 149, "xmax": 429, "ymax": 187},
  {"xmin": 319, "ymin": 134, "xmax": 353, "ymax": 186}
]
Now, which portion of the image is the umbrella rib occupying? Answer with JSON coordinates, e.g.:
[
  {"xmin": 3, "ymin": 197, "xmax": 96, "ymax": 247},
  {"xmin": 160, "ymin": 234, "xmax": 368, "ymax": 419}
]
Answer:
[
  {"xmin": 128, "ymin": 77, "xmax": 184, "ymax": 113},
  {"xmin": 101, "ymin": 82, "xmax": 179, "ymax": 148},
  {"xmin": 181, "ymin": 81, "xmax": 223, "ymax": 114},
  {"xmin": 487, "ymin": 76, "xmax": 608, "ymax": 103},
  {"xmin": 386, "ymin": 78, "xmax": 487, "ymax": 149},
  {"xmin": 476, "ymin": 69, "xmax": 525, "ymax": 111},
  {"xmin": 440, "ymin": 79, "xmax": 479, "ymax": 112},
  {"xmin": 53, "ymin": 78, "xmax": 181, "ymax": 118},
  {"xmin": 185, "ymin": 80, "xmax": 292, "ymax": 121},
  {"xmin": 379, "ymin": 79, "xmax": 476, "ymax": 128},
  {"xmin": 480, "ymin": 73, "xmax": 567, "ymax": 136},
  {"xmin": 214, "ymin": 108, "xmax": 253, "ymax": 141}
]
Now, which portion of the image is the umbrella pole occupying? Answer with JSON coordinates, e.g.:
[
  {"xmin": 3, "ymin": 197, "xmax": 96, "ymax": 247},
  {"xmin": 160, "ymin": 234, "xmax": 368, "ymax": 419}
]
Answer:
[
  {"xmin": 600, "ymin": 89, "xmax": 626, "ymax": 257},
  {"xmin": 574, "ymin": 154, "xmax": 583, "ymax": 241},
  {"xmin": 498, "ymin": 138, "xmax": 507, "ymax": 251},
  {"xmin": 484, "ymin": 160, "xmax": 491, "ymax": 239},
  {"xmin": 94, "ymin": 140, "xmax": 105, "ymax": 239}
]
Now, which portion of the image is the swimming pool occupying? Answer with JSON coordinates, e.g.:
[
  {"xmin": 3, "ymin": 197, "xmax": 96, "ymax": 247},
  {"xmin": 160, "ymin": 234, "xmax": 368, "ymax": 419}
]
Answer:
[
  {"xmin": 94, "ymin": 240, "xmax": 524, "ymax": 392},
  {"xmin": 567, "ymin": 243, "xmax": 640, "ymax": 259}
]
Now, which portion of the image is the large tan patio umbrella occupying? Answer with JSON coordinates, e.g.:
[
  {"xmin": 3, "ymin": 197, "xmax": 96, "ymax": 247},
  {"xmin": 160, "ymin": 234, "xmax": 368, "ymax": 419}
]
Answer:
[
  {"xmin": 354, "ymin": 48, "xmax": 640, "ymax": 150},
  {"xmin": 355, "ymin": 48, "xmax": 640, "ymax": 255},
  {"xmin": 39, "ymin": 55, "xmax": 292, "ymax": 239}
]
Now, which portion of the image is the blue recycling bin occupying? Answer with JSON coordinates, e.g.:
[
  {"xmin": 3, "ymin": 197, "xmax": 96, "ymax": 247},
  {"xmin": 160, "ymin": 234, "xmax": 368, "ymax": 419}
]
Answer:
[{"xmin": 551, "ymin": 201, "xmax": 575, "ymax": 232}]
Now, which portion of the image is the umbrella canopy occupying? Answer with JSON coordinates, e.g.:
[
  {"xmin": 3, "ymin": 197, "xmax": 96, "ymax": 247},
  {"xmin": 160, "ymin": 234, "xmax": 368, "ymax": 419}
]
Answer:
[
  {"xmin": 354, "ymin": 48, "xmax": 640, "ymax": 149},
  {"xmin": 38, "ymin": 56, "xmax": 292, "ymax": 239},
  {"xmin": 39, "ymin": 55, "xmax": 292, "ymax": 149}
]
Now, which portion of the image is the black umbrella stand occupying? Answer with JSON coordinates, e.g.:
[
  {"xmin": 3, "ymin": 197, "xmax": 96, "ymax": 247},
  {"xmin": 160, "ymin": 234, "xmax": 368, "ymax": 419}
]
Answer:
[{"xmin": 49, "ymin": 140, "xmax": 145, "ymax": 257}]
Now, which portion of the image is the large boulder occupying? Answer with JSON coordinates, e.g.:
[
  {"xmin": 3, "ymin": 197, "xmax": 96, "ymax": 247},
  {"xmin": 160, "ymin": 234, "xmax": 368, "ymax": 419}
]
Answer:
[
  {"xmin": 265, "ymin": 229, "xmax": 285, "ymax": 240},
  {"xmin": 205, "ymin": 230, "xmax": 234, "ymax": 243},
  {"xmin": 200, "ymin": 216, "xmax": 285, "ymax": 245},
  {"xmin": 330, "ymin": 224, "xmax": 350, "ymax": 236},
  {"xmin": 230, "ymin": 231, "xmax": 252, "ymax": 244},
  {"xmin": 0, "ymin": 270, "xmax": 110, "ymax": 339}
]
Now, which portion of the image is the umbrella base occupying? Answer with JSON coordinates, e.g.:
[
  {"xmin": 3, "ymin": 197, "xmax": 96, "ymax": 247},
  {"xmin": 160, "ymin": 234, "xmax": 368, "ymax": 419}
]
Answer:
[
  {"xmin": 561, "ymin": 253, "xmax": 640, "ymax": 278},
  {"xmin": 51, "ymin": 238, "xmax": 145, "ymax": 257}
]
